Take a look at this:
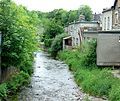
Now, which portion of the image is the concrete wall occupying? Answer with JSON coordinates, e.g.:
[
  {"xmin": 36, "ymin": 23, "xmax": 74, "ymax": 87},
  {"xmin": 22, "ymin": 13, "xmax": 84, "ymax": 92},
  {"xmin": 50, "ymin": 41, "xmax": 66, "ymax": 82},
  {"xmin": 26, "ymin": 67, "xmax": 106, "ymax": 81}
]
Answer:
[
  {"xmin": 97, "ymin": 31, "xmax": 120, "ymax": 66},
  {"xmin": 83, "ymin": 31, "xmax": 98, "ymax": 39}
]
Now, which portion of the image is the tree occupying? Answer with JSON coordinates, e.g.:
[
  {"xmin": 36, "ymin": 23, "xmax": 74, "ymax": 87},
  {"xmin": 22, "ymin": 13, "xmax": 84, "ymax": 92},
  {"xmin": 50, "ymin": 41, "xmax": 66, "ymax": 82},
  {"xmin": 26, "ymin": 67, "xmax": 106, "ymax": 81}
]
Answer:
[
  {"xmin": 0, "ymin": 0, "xmax": 39, "ymax": 74},
  {"xmin": 51, "ymin": 33, "xmax": 67, "ymax": 57},
  {"xmin": 78, "ymin": 5, "xmax": 93, "ymax": 21},
  {"xmin": 68, "ymin": 10, "xmax": 78, "ymax": 24},
  {"xmin": 43, "ymin": 19, "xmax": 64, "ymax": 47}
]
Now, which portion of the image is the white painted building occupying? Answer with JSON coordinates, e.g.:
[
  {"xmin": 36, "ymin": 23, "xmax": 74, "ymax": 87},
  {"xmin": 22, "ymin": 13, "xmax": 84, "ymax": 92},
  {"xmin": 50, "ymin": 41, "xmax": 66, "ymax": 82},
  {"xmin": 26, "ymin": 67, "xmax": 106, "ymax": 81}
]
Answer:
[{"xmin": 102, "ymin": 8, "xmax": 113, "ymax": 31}]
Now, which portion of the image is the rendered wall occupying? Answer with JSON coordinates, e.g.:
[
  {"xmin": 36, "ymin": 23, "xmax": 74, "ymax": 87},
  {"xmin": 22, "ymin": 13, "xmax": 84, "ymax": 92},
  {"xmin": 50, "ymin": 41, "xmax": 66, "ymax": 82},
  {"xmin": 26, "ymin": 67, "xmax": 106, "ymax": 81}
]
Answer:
[{"xmin": 97, "ymin": 32, "xmax": 120, "ymax": 66}]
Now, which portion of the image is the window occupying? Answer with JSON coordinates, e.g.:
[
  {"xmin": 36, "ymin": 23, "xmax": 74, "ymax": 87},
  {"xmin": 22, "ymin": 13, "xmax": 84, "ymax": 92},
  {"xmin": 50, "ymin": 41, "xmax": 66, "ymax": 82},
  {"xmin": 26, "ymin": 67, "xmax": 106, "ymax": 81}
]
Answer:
[
  {"xmin": 73, "ymin": 37, "xmax": 75, "ymax": 46},
  {"xmin": 107, "ymin": 17, "xmax": 110, "ymax": 30},
  {"xmin": 104, "ymin": 17, "xmax": 106, "ymax": 30},
  {"xmin": 115, "ymin": 11, "xmax": 118, "ymax": 24},
  {"xmin": 76, "ymin": 38, "xmax": 78, "ymax": 46}
]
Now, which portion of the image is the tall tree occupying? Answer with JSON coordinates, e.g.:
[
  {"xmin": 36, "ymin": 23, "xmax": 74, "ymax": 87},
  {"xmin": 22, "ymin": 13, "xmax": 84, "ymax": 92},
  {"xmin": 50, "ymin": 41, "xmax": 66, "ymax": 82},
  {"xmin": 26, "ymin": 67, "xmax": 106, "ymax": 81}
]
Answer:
[
  {"xmin": 0, "ymin": 0, "xmax": 39, "ymax": 74},
  {"xmin": 78, "ymin": 5, "xmax": 93, "ymax": 21}
]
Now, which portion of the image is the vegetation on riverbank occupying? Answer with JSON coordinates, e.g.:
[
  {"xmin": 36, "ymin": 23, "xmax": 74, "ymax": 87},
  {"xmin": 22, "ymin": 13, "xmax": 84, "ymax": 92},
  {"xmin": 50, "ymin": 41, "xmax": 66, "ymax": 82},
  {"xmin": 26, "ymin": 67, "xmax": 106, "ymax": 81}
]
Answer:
[
  {"xmin": 0, "ymin": 71, "xmax": 30, "ymax": 100},
  {"xmin": 58, "ymin": 40, "xmax": 120, "ymax": 101},
  {"xmin": 0, "ymin": 0, "xmax": 39, "ymax": 99}
]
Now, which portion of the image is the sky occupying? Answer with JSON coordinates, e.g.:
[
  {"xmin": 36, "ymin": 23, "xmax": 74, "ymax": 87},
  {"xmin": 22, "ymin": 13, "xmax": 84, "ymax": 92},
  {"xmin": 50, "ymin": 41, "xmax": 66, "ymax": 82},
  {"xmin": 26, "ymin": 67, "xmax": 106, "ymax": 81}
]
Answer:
[{"xmin": 13, "ymin": 0, "xmax": 115, "ymax": 13}]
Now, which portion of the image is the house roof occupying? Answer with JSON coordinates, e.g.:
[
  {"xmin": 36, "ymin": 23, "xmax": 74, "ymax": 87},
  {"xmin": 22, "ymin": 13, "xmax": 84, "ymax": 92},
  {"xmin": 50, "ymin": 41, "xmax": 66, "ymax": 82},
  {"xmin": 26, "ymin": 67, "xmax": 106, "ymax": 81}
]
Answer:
[
  {"xmin": 102, "ymin": 0, "xmax": 117, "ymax": 13},
  {"xmin": 114, "ymin": 0, "xmax": 117, "ymax": 8},
  {"xmin": 63, "ymin": 36, "xmax": 72, "ymax": 40},
  {"xmin": 68, "ymin": 21, "xmax": 99, "ymax": 26},
  {"xmin": 102, "ymin": 8, "xmax": 113, "ymax": 13}
]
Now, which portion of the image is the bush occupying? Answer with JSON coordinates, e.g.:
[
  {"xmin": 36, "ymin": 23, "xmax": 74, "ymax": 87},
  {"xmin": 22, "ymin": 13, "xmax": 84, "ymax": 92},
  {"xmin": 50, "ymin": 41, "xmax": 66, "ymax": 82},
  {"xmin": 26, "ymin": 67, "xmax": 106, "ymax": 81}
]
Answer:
[
  {"xmin": 81, "ymin": 39, "xmax": 97, "ymax": 67},
  {"xmin": 50, "ymin": 33, "xmax": 67, "ymax": 57},
  {"xmin": 0, "ymin": 83, "xmax": 7, "ymax": 98},
  {"xmin": 44, "ymin": 38, "xmax": 53, "ymax": 48},
  {"xmin": 7, "ymin": 71, "xmax": 30, "ymax": 93}
]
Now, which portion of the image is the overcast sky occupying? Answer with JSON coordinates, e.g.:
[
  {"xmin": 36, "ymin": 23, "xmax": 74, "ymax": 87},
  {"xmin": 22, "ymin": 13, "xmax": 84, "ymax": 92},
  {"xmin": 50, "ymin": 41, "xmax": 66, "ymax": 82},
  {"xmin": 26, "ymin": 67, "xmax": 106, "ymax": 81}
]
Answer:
[{"xmin": 13, "ymin": 0, "xmax": 115, "ymax": 13}]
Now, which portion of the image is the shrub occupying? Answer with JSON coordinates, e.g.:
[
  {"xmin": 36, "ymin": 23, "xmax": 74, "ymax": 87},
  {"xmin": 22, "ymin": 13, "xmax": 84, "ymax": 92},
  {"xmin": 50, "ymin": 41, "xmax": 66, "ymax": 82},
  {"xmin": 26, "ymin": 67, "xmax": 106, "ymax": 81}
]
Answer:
[
  {"xmin": 7, "ymin": 71, "xmax": 30, "ymax": 93},
  {"xmin": 0, "ymin": 83, "xmax": 7, "ymax": 98},
  {"xmin": 81, "ymin": 39, "xmax": 97, "ymax": 67},
  {"xmin": 50, "ymin": 33, "xmax": 67, "ymax": 57},
  {"xmin": 44, "ymin": 38, "xmax": 53, "ymax": 48}
]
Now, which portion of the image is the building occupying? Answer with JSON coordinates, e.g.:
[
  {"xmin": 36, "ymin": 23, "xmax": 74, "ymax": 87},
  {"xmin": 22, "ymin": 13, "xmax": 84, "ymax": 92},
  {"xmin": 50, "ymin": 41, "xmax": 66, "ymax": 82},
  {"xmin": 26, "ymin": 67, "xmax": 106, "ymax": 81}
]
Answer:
[
  {"xmin": 63, "ymin": 20, "xmax": 100, "ymax": 49},
  {"xmin": 102, "ymin": 0, "xmax": 120, "ymax": 31},
  {"xmin": 102, "ymin": 8, "xmax": 113, "ymax": 31},
  {"xmin": 112, "ymin": 0, "xmax": 120, "ymax": 30},
  {"xmin": 97, "ymin": 0, "xmax": 120, "ymax": 66}
]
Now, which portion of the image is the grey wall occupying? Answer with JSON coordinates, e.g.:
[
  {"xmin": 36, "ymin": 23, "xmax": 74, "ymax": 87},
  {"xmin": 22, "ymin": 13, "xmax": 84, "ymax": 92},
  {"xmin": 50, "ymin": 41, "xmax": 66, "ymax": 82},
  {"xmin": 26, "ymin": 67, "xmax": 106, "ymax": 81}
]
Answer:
[{"xmin": 97, "ymin": 32, "xmax": 120, "ymax": 66}]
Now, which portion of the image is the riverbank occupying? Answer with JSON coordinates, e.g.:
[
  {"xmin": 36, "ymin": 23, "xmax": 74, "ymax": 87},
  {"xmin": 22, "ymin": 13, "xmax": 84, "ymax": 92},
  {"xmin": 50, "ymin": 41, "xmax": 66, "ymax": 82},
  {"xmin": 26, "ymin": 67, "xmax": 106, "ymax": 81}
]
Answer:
[
  {"xmin": 4, "ymin": 52, "xmax": 106, "ymax": 101},
  {"xmin": 0, "ymin": 71, "xmax": 30, "ymax": 100},
  {"xmin": 57, "ymin": 49, "xmax": 120, "ymax": 101}
]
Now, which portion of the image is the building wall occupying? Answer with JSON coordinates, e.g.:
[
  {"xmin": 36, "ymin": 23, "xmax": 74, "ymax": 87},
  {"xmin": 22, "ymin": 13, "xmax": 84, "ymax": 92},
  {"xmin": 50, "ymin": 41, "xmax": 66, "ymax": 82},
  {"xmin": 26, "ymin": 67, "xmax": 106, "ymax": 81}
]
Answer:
[
  {"xmin": 112, "ymin": 0, "xmax": 120, "ymax": 30},
  {"xmin": 97, "ymin": 32, "xmax": 120, "ymax": 66},
  {"xmin": 102, "ymin": 10, "xmax": 113, "ymax": 31},
  {"xmin": 66, "ymin": 21, "xmax": 100, "ymax": 47},
  {"xmin": 67, "ymin": 23, "xmax": 80, "ymax": 46}
]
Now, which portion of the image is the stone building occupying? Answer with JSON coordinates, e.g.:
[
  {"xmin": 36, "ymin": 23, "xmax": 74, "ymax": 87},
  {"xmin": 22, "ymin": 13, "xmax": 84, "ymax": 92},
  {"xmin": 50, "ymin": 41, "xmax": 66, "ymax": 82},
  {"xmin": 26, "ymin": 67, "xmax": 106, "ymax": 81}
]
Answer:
[
  {"xmin": 63, "ymin": 20, "xmax": 100, "ymax": 49},
  {"xmin": 112, "ymin": 0, "xmax": 120, "ymax": 29},
  {"xmin": 102, "ymin": 0, "xmax": 120, "ymax": 31}
]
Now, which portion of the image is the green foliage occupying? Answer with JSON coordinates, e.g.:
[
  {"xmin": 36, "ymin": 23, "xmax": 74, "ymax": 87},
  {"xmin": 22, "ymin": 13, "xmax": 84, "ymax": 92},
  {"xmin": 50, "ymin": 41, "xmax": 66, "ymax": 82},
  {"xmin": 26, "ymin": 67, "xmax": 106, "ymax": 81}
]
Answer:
[
  {"xmin": 43, "ymin": 19, "xmax": 64, "ymax": 48},
  {"xmin": 67, "ymin": 10, "xmax": 78, "ymax": 24},
  {"xmin": 7, "ymin": 71, "xmax": 30, "ymax": 93},
  {"xmin": 44, "ymin": 20, "xmax": 64, "ymax": 39},
  {"xmin": 0, "ymin": 0, "xmax": 38, "ymax": 73},
  {"xmin": 44, "ymin": 38, "xmax": 53, "ymax": 48},
  {"xmin": 81, "ymin": 39, "xmax": 97, "ymax": 67},
  {"xmin": 0, "ymin": 71, "xmax": 30, "ymax": 99},
  {"xmin": 78, "ymin": 5, "xmax": 93, "ymax": 21},
  {"xmin": 58, "ymin": 40, "xmax": 120, "ymax": 100},
  {"xmin": 0, "ymin": 83, "xmax": 7, "ymax": 98},
  {"xmin": 50, "ymin": 33, "xmax": 67, "ymax": 57},
  {"xmin": 79, "ymin": 69, "xmax": 114, "ymax": 97},
  {"xmin": 58, "ymin": 39, "xmax": 97, "ymax": 68},
  {"xmin": 47, "ymin": 9, "xmax": 68, "ymax": 26},
  {"xmin": 109, "ymin": 82, "xmax": 120, "ymax": 101}
]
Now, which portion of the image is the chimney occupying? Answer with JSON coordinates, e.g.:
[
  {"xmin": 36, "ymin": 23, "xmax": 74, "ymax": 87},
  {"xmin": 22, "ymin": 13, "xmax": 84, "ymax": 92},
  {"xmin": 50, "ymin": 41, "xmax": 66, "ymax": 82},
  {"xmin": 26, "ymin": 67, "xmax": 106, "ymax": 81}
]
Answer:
[{"xmin": 79, "ymin": 15, "xmax": 85, "ymax": 21}]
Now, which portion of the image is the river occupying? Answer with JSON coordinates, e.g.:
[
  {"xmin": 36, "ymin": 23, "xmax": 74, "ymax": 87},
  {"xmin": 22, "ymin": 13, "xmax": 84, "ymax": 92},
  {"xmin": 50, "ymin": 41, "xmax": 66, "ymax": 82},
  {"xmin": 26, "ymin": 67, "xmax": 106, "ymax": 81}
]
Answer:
[{"xmin": 8, "ymin": 52, "xmax": 106, "ymax": 101}]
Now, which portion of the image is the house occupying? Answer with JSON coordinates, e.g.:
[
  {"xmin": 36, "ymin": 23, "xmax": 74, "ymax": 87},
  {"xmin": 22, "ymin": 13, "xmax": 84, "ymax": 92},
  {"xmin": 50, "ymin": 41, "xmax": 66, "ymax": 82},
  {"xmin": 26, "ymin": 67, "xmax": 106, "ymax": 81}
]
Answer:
[
  {"xmin": 112, "ymin": 0, "xmax": 120, "ymax": 30},
  {"xmin": 63, "ymin": 17, "xmax": 101, "ymax": 49},
  {"xmin": 102, "ymin": 0, "xmax": 120, "ymax": 31},
  {"xmin": 102, "ymin": 8, "xmax": 113, "ymax": 31},
  {"xmin": 97, "ymin": 0, "xmax": 120, "ymax": 66}
]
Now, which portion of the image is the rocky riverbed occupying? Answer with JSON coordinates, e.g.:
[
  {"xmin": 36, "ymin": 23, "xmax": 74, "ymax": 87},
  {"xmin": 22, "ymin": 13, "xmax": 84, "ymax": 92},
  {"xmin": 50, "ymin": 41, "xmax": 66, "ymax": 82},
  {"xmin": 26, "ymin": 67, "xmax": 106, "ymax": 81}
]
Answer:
[{"xmin": 8, "ymin": 52, "xmax": 107, "ymax": 101}]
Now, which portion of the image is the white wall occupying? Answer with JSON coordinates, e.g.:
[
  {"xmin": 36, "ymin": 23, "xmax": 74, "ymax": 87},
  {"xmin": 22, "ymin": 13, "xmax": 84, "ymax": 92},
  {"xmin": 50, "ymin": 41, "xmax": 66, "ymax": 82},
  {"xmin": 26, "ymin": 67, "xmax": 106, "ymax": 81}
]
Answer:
[{"xmin": 102, "ymin": 10, "xmax": 112, "ymax": 31}]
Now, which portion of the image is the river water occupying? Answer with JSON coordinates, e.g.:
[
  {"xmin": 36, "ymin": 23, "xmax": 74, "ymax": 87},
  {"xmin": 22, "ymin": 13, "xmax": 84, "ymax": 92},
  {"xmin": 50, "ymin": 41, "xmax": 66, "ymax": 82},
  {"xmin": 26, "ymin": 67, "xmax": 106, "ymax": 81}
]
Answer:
[{"xmin": 9, "ymin": 52, "xmax": 106, "ymax": 101}]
